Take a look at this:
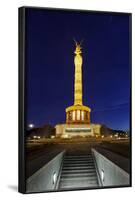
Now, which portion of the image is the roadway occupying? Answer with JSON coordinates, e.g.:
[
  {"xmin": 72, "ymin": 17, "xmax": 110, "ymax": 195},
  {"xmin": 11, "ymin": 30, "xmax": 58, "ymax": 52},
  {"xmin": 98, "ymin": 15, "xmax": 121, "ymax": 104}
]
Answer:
[{"xmin": 26, "ymin": 139, "xmax": 130, "ymax": 178}]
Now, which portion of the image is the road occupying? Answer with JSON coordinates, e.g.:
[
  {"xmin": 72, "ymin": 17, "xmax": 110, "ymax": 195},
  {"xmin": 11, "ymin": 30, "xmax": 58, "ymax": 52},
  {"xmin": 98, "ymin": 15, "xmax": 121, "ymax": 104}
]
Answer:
[{"xmin": 26, "ymin": 139, "xmax": 130, "ymax": 178}]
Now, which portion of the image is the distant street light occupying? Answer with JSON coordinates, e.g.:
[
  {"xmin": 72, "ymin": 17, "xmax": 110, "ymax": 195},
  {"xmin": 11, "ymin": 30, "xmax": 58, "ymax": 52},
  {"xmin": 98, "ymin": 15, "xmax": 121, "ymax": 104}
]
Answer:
[{"xmin": 28, "ymin": 124, "xmax": 34, "ymax": 129}]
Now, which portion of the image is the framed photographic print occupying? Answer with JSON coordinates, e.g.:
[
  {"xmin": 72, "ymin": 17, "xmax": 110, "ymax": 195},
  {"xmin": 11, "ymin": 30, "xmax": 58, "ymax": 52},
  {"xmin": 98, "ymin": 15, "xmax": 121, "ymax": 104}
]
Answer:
[{"xmin": 19, "ymin": 6, "xmax": 132, "ymax": 194}]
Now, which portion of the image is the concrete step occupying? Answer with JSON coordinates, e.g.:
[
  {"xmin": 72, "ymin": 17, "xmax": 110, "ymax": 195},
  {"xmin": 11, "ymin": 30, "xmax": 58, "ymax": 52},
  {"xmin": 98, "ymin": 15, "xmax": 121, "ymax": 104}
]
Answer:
[
  {"xmin": 61, "ymin": 177, "xmax": 97, "ymax": 182},
  {"xmin": 63, "ymin": 160, "xmax": 94, "ymax": 165},
  {"xmin": 62, "ymin": 171, "xmax": 96, "ymax": 176},
  {"xmin": 63, "ymin": 161, "xmax": 94, "ymax": 165},
  {"xmin": 63, "ymin": 163, "xmax": 95, "ymax": 167},
  {"xmin": 64, "ymin": 160, "xmax": 93, "ymax": 163},
  {"xmin": 62, "ymin": 165, "xmax": 95, "ymax": 170},
  {"xmin": 62, "ymin": 168, "xmax": 96, "ymax": 173},
  {"xmin": 60, "ymin": 177, "xmax": 98, "ymax": 183},
  {"xmin": 63, "ymin": 160, "xmax": 94, "ymax": 164},
  {"xmin": 65, "ymin": 155, "xmax": 92, "ymax": 158},
  {"xmin": 64, "ymin": 163, "xmax": 93, "ymax": 166},
  {"xmin": 64, "ymin": 158, "xmax": 93, "ymax": 162},
  {"xmin": 61, "ymin": 174, "xmax": 97, "ymax": 179},
  {"xmin": 59, "ymin": 179, "xmax": 98, "ymax": 189},
  {"xmin": 60, "ymin": 185, "xmax": 98, "ymax": 190}
]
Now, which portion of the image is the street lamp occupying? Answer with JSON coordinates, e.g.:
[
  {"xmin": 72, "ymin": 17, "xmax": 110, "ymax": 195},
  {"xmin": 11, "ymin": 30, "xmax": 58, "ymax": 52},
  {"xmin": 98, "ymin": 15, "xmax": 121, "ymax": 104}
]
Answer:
[{"xmin": 28, "ymin": 124, "xmax": 34, "ymax": 129}]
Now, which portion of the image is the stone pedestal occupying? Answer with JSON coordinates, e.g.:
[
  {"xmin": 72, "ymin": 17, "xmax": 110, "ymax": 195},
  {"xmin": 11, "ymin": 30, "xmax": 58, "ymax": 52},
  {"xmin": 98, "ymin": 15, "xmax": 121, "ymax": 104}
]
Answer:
[{"xmin": 55, "ymin": 124, "xmax": 94, "ymax": 138}]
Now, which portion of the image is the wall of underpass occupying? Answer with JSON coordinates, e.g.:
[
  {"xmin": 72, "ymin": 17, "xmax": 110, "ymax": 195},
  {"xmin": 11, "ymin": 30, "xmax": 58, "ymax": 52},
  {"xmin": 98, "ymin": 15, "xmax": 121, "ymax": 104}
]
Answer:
[
  {"xmin": 92, "ymin": 148, "xmax": 130, "ymax": 187},
  {"xmin": 26, "ymin": 150, "xmax": 65, "ymax": 193}
]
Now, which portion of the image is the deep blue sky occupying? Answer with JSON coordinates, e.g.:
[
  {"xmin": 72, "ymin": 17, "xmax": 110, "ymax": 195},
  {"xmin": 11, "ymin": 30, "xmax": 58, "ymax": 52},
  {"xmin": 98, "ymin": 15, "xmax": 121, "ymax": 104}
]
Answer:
[{"xmin": 25, "ymin": 8, "xmax": 131, "ymax": 130}]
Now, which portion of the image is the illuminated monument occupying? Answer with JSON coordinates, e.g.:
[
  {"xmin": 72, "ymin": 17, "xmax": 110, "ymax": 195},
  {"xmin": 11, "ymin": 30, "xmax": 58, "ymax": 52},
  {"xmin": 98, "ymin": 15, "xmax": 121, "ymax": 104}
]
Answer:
[
  {"xmin": 66, "ymin": 41, "xmax": 91, "ymax": 125},
  {"xmin": 55, "ymin": 41, "xmax": 99, "ymax": 138}
]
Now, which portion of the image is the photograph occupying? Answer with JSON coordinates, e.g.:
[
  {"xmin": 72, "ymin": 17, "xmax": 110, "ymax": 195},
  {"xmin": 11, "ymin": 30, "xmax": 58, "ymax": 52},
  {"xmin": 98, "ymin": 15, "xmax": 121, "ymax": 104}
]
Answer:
[{"xmin": 19, "ymin": 7, "xmax": 131, "ymax": 194}]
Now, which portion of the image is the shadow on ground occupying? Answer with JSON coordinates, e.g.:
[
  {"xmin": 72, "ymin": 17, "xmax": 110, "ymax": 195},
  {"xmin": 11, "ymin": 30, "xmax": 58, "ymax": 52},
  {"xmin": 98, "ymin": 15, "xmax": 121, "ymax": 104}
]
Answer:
[{"xmin": 8, "ymin": 185, "xmax": 18, "ymax": 192}]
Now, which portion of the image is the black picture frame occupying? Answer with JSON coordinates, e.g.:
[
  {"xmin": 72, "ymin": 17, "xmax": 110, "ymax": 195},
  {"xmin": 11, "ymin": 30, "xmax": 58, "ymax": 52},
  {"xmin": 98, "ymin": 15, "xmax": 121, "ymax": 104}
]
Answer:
[{"xmin": 19, "ymin": 6, "xmax": 132, "ymax": 194}]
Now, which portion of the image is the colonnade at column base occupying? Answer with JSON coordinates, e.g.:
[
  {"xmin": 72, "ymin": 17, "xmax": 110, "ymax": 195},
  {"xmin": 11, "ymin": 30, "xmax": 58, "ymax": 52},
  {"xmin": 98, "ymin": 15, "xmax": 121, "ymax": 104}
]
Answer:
[{"xmin": 65, "ymin": 104, "xmax": 91, "ymax": 124}]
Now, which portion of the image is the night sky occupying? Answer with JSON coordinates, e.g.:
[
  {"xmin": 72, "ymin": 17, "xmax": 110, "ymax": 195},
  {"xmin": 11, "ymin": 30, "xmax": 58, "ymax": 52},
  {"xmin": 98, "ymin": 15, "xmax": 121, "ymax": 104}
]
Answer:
[{"xmin": 25, "ymin": 8, "xmax": 131, "ymax": 130}]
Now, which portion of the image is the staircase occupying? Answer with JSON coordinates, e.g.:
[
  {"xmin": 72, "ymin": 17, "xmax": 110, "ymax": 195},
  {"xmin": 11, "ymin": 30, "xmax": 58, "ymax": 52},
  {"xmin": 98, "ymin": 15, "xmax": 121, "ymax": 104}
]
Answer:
[{"xmin": 58, "ymin": 153, "xmax": 99, "ymax": 190}]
